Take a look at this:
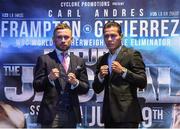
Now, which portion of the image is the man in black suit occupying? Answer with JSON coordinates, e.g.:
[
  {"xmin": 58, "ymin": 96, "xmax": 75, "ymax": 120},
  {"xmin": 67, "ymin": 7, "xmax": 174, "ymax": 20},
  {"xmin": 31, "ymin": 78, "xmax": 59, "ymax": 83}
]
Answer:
[
  {"xmin": 92, "ymin": 21, "xmax": 147, "ymax": 128},
  {"xmin": 33, "ymin": 23, "xmax": 89, "ymax": 128}
]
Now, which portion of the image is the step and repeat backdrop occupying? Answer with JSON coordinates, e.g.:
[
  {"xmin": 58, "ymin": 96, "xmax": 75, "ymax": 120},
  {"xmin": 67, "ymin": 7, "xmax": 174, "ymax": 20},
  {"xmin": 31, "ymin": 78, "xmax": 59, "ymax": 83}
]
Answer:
[{"xmin": 0, "ymin": 0, "xmax": 180, "ymax": 128}]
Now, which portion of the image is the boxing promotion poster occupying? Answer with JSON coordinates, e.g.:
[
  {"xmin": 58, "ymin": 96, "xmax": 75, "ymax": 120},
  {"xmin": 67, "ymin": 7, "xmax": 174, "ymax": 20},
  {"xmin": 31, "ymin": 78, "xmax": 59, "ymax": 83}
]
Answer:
[{"xmin": 0, "ymin": 0, "xmax": 180, "ymax": 128}]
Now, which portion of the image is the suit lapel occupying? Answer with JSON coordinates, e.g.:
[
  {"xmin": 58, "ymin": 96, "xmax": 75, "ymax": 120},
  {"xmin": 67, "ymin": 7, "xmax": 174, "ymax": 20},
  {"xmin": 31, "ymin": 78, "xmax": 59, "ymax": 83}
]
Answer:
[
  {"xmin": 115, "ymin": 46, "xmax": 127, "ymax": 63},
  {"xmin": 68, "ymin": 53, "xmax": 76, "ymax": 73},
  {"xmin": 50, "ymin": 50, "xmax": 65, "ymax": 92},
  {"xmin": 51, "ymin": 50, "xmax": 61, "ymax": 71}
]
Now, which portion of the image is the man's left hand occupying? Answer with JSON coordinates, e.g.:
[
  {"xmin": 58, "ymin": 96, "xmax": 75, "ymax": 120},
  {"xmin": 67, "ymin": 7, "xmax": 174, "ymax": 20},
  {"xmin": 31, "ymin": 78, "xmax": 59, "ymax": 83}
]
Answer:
[
  {"xmin": 112, "ymin": 61, "xmax": 125, "ymax": 74},
  {"xmin": 68, "ymin": 73, "xmax": 78, "ymax": 85}
]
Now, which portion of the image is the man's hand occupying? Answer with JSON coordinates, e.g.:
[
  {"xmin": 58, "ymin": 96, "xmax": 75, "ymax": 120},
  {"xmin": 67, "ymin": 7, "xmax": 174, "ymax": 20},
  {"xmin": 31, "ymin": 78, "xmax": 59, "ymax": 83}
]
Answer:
[
  {"xmin": 99, "ymin": 65, "xmax": 109, "ymax": 79},
  {"xmin": 68, "ymin": 72, "xmax": 78, "ymax": 85},
  {"xmin": 112, "ymin": 61, "xmax": 125, "ymax": 74},
  {"xmin": 48, "ymin": 68, "xmax": 60, "ymax": 81}
]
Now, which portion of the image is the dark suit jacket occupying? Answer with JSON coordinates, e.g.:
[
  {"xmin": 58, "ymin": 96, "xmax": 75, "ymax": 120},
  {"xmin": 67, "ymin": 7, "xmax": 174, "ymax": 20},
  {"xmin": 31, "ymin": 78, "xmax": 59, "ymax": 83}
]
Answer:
[
  {"xmin": 33, "ymin": 50, "xmax": 89, "ymax": 125},
  {"xmin": 92, "ymin": 46, "xmax": 147, "ymax": 124}
]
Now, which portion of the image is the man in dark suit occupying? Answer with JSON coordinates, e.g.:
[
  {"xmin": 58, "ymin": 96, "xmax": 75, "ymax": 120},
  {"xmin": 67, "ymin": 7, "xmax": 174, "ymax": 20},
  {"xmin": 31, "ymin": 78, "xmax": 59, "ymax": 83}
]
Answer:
[
  {"xmin": 92, "ymin": 21, "xmax": 147, "ymax": 128},
  {"xmin": 33, "ymin": 23, "xmax": 89, "ymax": 128}
]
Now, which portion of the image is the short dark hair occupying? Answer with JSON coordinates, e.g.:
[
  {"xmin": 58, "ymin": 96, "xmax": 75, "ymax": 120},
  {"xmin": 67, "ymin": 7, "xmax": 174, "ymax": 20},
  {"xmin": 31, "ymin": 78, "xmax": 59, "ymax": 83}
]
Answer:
[
  {"xmin": 53, "ymin": 23, "xmax": 72, "ymax": 38},
  {"xmin": 103, "ymin": 21, "xmax": 122, "ymax": 35}
]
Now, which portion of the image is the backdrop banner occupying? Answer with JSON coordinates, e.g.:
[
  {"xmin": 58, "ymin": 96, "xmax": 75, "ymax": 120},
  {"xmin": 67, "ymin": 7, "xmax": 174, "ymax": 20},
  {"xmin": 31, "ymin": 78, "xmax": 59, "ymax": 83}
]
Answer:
[{"xmin": 0, "ymin": 0, "xmax": 180, "ymax": 128}]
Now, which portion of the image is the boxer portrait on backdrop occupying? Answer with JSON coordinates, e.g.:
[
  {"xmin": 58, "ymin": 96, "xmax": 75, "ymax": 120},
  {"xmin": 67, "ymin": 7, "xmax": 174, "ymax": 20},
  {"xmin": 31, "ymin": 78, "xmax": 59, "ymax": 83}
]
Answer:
[{"xmin": 0, "ymin": 102, "xmax": 25, "ymax": 129}]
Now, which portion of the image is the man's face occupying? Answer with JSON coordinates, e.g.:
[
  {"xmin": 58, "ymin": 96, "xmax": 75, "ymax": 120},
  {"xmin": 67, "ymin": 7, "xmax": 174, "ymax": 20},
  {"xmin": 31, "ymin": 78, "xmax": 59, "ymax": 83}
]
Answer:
[
  {"xmin": 53, "ymin": 29, "xmax": 73, "ymax": 51},
  {"xmin": 104, "ymin": 26, "xmax": 122, "ymax": 53}
]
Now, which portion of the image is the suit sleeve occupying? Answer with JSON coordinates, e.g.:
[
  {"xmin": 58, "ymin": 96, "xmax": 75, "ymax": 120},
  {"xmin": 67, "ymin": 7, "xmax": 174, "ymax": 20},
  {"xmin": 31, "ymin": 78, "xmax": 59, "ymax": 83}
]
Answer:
[
  {"xmin": 125, "ymin": 50, "xmax": 147, "ymax": 89},
  {"xmin": 33, "ymin": 56, "xmax": 52, "ymax": 92},
  {"xmin": 92, "ymin": 56, "xmax": 105, "ymax": 94},
  {"xmin": 74, "ymin": 58, "xmax": 89, "ymax": 95}
]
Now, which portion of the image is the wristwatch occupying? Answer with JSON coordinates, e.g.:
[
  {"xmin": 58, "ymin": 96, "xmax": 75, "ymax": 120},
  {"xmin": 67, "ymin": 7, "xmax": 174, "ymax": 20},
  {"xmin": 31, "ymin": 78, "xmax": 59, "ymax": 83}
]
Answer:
[{"xmin": 121, "ymin": 67, "xmax": 127, "ymax": 74}]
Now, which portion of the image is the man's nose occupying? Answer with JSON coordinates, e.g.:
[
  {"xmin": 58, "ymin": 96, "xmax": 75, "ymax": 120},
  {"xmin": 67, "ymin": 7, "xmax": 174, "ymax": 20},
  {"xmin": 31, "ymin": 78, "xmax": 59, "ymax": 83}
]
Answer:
[
  {"xmin": 61, "ymin": 37, "xmax": 66, "ymax": 42},
  {"xmin": 107, "ymin": 36, "xmax": 113, "ymax": 41}
]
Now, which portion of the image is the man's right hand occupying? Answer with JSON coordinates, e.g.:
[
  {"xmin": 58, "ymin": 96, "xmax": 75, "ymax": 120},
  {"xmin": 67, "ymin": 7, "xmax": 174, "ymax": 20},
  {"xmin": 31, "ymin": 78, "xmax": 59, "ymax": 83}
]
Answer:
[
  {"xmin": 48, "ymin": 68, "xmax": 60, "ymax": 81},
  {"xmin": 99, "ymin": 65, "xmax": 109, "ymax": 79}
]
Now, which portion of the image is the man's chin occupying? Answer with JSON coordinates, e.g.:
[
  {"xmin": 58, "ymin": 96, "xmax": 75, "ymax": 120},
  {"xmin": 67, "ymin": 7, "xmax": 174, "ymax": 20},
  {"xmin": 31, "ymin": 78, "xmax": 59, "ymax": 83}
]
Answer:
[
  {"xmin": 108, "ymin": 47, "xmax": 115, "ymax": 51},
  {"xmin": 58, "ymin": 47, "xmax": 69, "ymax": 51}
]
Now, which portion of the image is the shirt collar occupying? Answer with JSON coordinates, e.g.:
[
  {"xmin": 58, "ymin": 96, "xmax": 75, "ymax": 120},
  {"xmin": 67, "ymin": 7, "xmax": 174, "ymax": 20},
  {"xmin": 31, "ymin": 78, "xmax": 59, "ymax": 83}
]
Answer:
[
  {"xmin": 55, "ymin": 48, "xmax": 68, "ymax": 56},
  {"xmin": 109, "ymin": 45, "xmax": 122, "ymax": 56}
]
